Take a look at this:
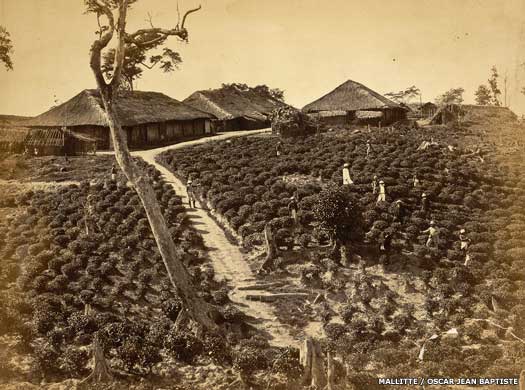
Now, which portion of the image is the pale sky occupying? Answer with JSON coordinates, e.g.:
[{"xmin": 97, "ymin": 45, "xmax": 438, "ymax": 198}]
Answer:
[{"xmin": 1, "ymin": 0, "xmax": 525, "ymax": 116}]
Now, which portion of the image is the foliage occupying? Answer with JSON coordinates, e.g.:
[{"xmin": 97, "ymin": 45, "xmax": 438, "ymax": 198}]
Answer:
[
  {"xmin": 488, "ymin": 66, "xmax": 501, "ymax": 106},
  {"xmin": 313, "ymin": 185, "xmax": 363, "ymax": 243},
  {"xmin": 435, "ymin": 87, "xmax": 465, "ymax": 105},
  {"xmin": 0, "ymin": 25, "xmax": 13, "ymax": 71},
  {"xmin": 474, "ymin": 85, "xmax": 492, "ymax": 105},
  {"xmin": 384, "ymin": 85, "xmax": 420, "ymax": 103},
  {"xmin": 221, "ymin": 83, "xmax": 285, "ymax": 102}
]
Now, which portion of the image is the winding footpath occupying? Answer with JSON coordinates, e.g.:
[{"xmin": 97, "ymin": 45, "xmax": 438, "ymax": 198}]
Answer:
[{"xmin": 132, "ymin": 130, "xmax": 299, "ymax": 347}]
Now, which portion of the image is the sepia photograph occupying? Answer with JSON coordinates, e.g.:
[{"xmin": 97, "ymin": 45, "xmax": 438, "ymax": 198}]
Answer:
[{"xmin": 1, "ymin": 0, "xmax": 525, "ymax": 389}]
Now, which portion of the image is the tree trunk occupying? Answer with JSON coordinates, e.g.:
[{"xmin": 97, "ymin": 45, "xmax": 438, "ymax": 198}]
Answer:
[
  {"xmin": 520, "ymin": 370, "xmax": 525, "ymax": 390},
  {"xmin": 259, "ymin": 223, "xmax": 277, "ymax": 272},
  {"xmin": 98, "ymin": 88, "xmax": 217, "ymax": 331},
  {"xmin": 81, "ymin": 336, "xmax": 113, "ymax": 386},
  {"xmin": 330, "ymin": 235, "xmax": 342, "ymax": 263}
]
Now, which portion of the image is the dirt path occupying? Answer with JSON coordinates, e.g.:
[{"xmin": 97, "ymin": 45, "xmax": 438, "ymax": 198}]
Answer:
[{"xmin": 133, "ymin": 130, "xmax": 299, "ymax": 347}]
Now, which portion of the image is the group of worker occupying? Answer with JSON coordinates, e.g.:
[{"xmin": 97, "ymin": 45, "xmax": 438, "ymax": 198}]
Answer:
[{"xmin": 342, "ymin": 161, "xmax": 471, "ymax": 265}]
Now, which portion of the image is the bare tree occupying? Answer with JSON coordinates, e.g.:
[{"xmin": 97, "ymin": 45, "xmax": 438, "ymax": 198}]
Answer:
[{"xmin": 85, "ymin": 0, "xmax": 216, "ymax": 331}]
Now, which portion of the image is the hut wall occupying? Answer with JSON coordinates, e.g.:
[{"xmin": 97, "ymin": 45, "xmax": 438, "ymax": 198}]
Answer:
[
  {"xmin": 147, "ymin": 124, "xmax": 160, "ymax": 142},
  {"xmin": 317, "ymin": 114, "xmax": 349, "ymax": 126},
  {"xmin": 72, "ymin": 125, "xmax": 110, "ymax": 149},
  {"xmin": 63, "ymin": 137, "xmax": 96, "ymax": 156},
  {"xmin": 422, "ymin": 106, "xmax": 437, "ymax": 118},
  {"xmin": 382, "ymin": 108, "xmax": 407, "ymax": 125},
  {"xmin": 238, "ymin": 117, "xmax": 270, "ymax": 130},
  {"xmin": 167, "ymin": 122, "xmax": 183, "ymax": 139},
  {"xmin": 204, "ymin": 120, "xmax": 212, "ymax": 134}
]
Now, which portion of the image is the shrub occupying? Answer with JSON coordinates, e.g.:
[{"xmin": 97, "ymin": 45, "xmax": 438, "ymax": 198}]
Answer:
[{"xmin": 163, "ymin": 329, "xmax": 203, "ymax": 363}]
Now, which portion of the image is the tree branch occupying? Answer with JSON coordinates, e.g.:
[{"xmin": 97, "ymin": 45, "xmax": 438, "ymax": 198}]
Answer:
[
  {"xmin": 139, "ymin": 60, "xmax": 160, "ymax": 70},
  {"xmin": 89, "ymin": 0, "xmax": 115, "ymax": 89},
  {"xmin": 125, "ymin": 5, "xmax": 201, "ymax": 46},
  {"xmin": 110, "ymin": 0, "xmax": 129, "ymax": 91},
  {"xmin": 181, "ymin": 5, "xmax": 201, "ymax": 29},
  {"xmin": 471, "ymin": 318, "xmax": 525, "ymax": 344}
]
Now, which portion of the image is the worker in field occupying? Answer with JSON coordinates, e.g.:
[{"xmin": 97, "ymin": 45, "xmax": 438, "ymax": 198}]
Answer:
[
  {"xmin": 366, "ymin": 140, "xmax": 373, "ymax": 158},
  {"xmin": 393, "ymin": 199, "xmax": 406, "ymax": 223},
  {"xmin": 422, "ymin": 221, "xmax": 439, "ymax": 249},
  {"xmin": 421, "ymin": 193, "xmax": 430, "ymax": 215},
  {"xmin": 459, "ymin": 229, "xmax": 472, "ymax": 266},
  {"xmin": 377, "ymin": 180, "xmax": 386, "ymax": 203},
  {"xmin": 413, "ymin": 174, "xmax": 420, "ymax": 188},
  {"xmin": 380, "ymin": 230, "xmax": 393, "ymax": 254},
  {"xmin": 372, "ymin": 175, "xmax": 378, "ymax": 194},
  {"xmin": 187, "ymin": 179, "xmax": 197, "ymax": 208},
  {"xmin": 110, "ymin": 163, "xmax": 117, "ymax": 182},
  {"xmin": 276, "ymin": 141, "xmax": 283, "ymax": 157},
  {"xmin": 288, "ymin": 195, "xmax": 299, "ymax": 225},
  {"xmin": 84, "ymin": 194, "xmax": 97, "ymax": 235},
  {"xmin": 342, "ymin": 163, "xmax": 353, "ymax": 185}
]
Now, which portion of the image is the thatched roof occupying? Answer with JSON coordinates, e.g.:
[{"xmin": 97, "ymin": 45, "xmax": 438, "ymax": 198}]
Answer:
[
  {"xmin": 430, "ymin": 104, "xmax": 517, "ymax": 125},
  {"xmin": 303, "ymin": 80, "xmax": 404, "ymax": 113},
  {"xmin": 183, "ymin": 88, "xmax": 288, "ymax": 121},
  {"xmin": 25, "ymin": 89, "xmax": 214, "ymax": 128}
]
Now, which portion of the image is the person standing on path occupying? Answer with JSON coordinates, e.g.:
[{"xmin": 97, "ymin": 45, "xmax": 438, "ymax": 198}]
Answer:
[
  {"xmin": 342, "ymin": 163, "xmax": 353, "ymax": 185},
  {"xmin": 377, "ymin": 180, "xmax": 386, "ymax": 203},
  {"xmin": 422, "ymin": 221, "xmax": 439, "ymax": 249},
  {"xmin": 187, "ymin": 179, "xmax": 197, "ymax": 208}
]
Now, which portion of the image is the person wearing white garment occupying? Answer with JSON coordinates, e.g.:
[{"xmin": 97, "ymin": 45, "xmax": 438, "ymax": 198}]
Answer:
[
  {"xmin": 377, "ymin": 180, "xmax": 386, "ymax": 203},
  {"xmin": 342, "ymin": 163, "xmax": 353, "ymax": 185},
  {"xmin": 459, "ymin": 229, "xmax": 471, "ymax": 265}
]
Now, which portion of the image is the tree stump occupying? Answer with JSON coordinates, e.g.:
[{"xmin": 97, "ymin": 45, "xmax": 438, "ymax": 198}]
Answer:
[
  {"xmin": 311, "ymin": 338, "xmax": 327, "ymax": 388},
  {"xmin": 326, "ymin": 352, "xmax": 335, "ymax": 390},
  {"xmin": 300, "ymin": 337, "xmax": 326, "ymax": 388},
  {"xmin": 259, "ymin": 223, "xmax": 278, "ymax": 273},
  {"xmin": 80, "ymin": 335, "xmax": 113, "ymax": 386}
]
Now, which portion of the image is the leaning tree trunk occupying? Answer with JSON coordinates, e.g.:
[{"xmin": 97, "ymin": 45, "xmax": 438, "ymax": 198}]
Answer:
[
  {"xmin": 259, "ymin": 223, "xmax": 278, "ymax": 272},
  {"xmin": 87, "ymin": 0, "xmax": 215, "ymax": 331},
  {"xmin": 98, "ymin": 90, "xmax": 217, "ymax": 331}
]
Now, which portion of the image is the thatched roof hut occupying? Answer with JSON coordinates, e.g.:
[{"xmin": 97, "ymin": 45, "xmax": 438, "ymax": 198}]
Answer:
[
  {"xmin": 25, "ymin": 89, "xmax": 215, "ymax": 150},
  {"xmin": 303, "ymin": 80, "xmax": 407, "ymax": 126},
  {"xmin": 183, "ymin": 87, "xmax": 288, "ymax": 131}
]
